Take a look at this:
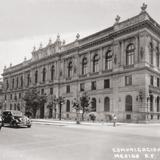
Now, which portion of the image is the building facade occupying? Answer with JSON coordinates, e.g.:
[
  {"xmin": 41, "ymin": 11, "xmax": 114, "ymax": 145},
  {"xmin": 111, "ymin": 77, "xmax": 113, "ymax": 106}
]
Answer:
[
  {"xmin": 0, "ymin": 80, "xmax": 3, "ymax": 114},
  {"xmin": 2, "ymin": 4, "xmax": 160, "ymax": 122}
]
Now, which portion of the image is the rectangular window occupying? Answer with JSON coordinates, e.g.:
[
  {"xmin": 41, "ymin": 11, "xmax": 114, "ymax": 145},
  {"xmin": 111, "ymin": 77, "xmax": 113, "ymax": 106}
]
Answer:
[
  {"xmin": 4, "ymin": 95, "xmax": 7, "ymax": 100},
  {"xmin": 41, "ymin": 89, "xmax": 44, "ymax": 95},
  {"xmin": 104, "ymin": 79, "xmax": 110, "ymax": 89},
  {"xmin": 10, "ymin": 104, "xmax": 12, "ymax": 110},
  {"xmin": 91, "ymin": 81, "xmax": 96, "ymax": 90},
  {"xmin": 10, "ymin": 94, "xmax": 12, "ymax": 100},
  {"xmin": 126, "ymin": 114, "xmax": 131, "ymax": 120},
  {"xmin": 125, "ymin": 76, "xmax": 132, "ymax": 86},
  {"xmin": 50, "ymin": 88, "xmax": 53, "ymax": 95},
  {"xmin": 150, "ymin": 76, "xmax": 154, "ymax": 86},
  {"xmin": 66, "ymin": 85, "xmax": 70, "ymax": 93},
  {"xmin": 80, "ymin": 83, "xmax": 85, "ymax": 92},
  {"xmin": 157, "ymin": 78, "xmax": 160, "ymax": 87},
  {"xmin": 19, "ymin": 93, "xmax": 21, "ymax": 99}
]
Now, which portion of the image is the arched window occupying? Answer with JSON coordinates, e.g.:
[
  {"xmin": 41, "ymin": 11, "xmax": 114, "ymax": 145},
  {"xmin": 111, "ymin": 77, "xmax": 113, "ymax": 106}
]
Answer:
[
  {"xmin": 6, "ymin": 79, "xmax": 9, "ymax": 89},
  {"xmin": 125, "ymin": 95, "xmax": 132, "ymax": 112},
  {"xmin": 105, "ymin": 50, "xmax": 112, "ymax": 70},
  {"xmin": 20, "ymin": 76, "xmax": 23, "ymax": 87},
  {"xmin": 42, "ymin": 68, "xmax": 46, "ymax": 82},
  {"xmin": 157, "ymin": 97, "xmax": 159, "ymax": 112},
  {"xmin": 35, "ymin": 70, "xmax": 38, "ymax": 84},
  {"xmin": 51, "ymin": 65, "xmax": 55, "ymax": 81},
  {"xmin": 150, "ymin": 95, "xmax": 153, "ymax": 112},
  {"xmin": 10, "ymin": 104, "xmax": 12, "ymax": 110},
  {"xmin": 16, "ymin": 77, "xmax": 19, "ymax": 88},
  {"xmin": 17, "ymin": 103, "xmax": 20, "ymax": 111},
  {"xmin": 68, "ymin": 61, "xmax": 72, "ymax": 78},
  {"xmin": 82, "ymin": 57, "xmax": 87, "ymax": 75},
  {"xmin": 93, "ymin": 54, "xmax": 99, "ymax": 73},
  {"xmin": 27, "ymin": 74, "xmax": 30, "ymax": 86},
  {"xmin": 14, "ymin": 104, "xmax": 16, "ymax": 110},
  {"xmin": 12, "ymin": 78, "xmax": 14, "ymax": 89},
  {"xmin": 91, "ymin": 98, "xmax": 96, "ymax": 112},
  {"xmin": 156, "ymin": 47, "xmax": 159, "ymax": 67},
  {"xmin": 126, "ymin": 44, "xmax": 135, "ymax": 66},
  {"xmin": 104, "ymin": 97, "xmax": 110, "ymax": 112},
  {"xmin": 149, "ymin": 42, "xmax": 153, "ymax": 65},
  {"xmin": 66, "ymin": 100, "xmax": 70, "ymax": 112}
]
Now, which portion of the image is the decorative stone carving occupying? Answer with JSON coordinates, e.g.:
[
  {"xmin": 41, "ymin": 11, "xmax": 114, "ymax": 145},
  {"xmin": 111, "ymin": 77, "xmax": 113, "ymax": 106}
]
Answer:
[
  {"xmin": 141, "ymin": 3, "xmax": 147, "ymax": 13},
  {"xmin": 56, "ymin": 34, "xmax": 60, "ymax": 41},
  {"xmin": 39, "ymin": 43, "xmax": 43, "ymax": 49},
  {"xmin": 115, "ymin": 15, "xmax": 120, "ymax": 24},
  {"xmin": 33, "ymin": 46, "xmax": 36, "ymax": 52},
  {"xmin": 48, "ymin": 38, "xmax": 52, "ymax": 45},
  {"xmin": 62, "ymin": 40, "xmax": 66, "ymax": 45},
  {"xmin": 76, "ymin": 33, "xmax": 80, "ymax": 40}
]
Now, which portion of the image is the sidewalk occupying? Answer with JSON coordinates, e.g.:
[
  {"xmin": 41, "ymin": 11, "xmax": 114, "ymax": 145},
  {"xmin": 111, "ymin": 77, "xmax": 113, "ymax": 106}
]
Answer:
[
  {"xmin": 31, "ymin": 119, "xmax": 160, "ymax": 127},
  {"xmin": 32, "ymin": 119, "xmax": 117, "ymax": 126}
]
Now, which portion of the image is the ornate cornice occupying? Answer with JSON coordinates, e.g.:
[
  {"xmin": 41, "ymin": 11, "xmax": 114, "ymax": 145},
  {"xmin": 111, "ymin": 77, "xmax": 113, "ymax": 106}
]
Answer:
[{"xmin": 3, "ymin": 13, "xmax": 160, "ymax": 76}]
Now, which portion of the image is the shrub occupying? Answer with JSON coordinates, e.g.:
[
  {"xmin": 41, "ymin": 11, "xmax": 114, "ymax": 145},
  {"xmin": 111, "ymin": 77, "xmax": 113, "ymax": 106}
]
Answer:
[{"xmin": 89, "ymin": 113, "xmax": 96, "ymax": 122}]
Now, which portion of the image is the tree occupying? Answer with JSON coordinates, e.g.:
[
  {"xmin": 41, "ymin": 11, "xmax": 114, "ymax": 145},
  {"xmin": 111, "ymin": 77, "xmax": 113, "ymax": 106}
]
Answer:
[
  {"xmin": 23, "ymin": 89, "xmax": 47, "ymax": 118},
  {"xmin": 72, "ymin": 92, "xmax": 90, "ymax": 122},
  {"xmin": 80, "ymin": 92, "xmax": 90, "ymax": 121},
  {"xmin": 72, "ymin": 98, "xmax": 81, "ymax": 124},
  {"xmin": 52, "ymin": 96, "xmax": 65, "ymax": 120},
  {"xmin": 47, "ymin": 102, "xmax": 56, "ymax": 118}
]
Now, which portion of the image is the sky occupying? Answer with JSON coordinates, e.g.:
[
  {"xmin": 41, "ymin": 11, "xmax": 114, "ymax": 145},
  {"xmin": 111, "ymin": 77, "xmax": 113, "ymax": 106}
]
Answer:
[{"xmin": 0, "ymin": 0, "xmax": 159, "ymax": 78}]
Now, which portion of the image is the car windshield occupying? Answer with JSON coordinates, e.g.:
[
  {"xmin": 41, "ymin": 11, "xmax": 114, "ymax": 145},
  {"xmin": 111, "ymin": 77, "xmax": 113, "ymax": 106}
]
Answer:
[
  {"xmin": 11, "ymin": 111, "xmax": 23, "ymax": 117},
  {"xmin": 3, "ymin": 111, "xmax": 23, "ymax": 117}
]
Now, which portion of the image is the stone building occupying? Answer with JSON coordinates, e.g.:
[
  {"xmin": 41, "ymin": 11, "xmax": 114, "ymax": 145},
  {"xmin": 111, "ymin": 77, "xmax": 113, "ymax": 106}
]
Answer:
[
  {"xmin": 2, "ymin": 4, "xmax": 160, "ymax": 122},
  {"xmin": 0, "ymin": 80, "xmax": 3, "ymax": 114}
]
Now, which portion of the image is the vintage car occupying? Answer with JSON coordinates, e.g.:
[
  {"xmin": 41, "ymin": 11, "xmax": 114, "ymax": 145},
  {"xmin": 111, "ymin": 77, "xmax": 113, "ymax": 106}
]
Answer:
[{"xmin": 2, "ymin": 110, "xmax": 31, "ymax": 128}]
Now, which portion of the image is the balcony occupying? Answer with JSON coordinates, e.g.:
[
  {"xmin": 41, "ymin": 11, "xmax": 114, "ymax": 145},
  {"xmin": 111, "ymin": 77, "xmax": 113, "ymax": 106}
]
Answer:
[
  {"xmin": 79, "ymin": 74, "xmax": 87, "ymax": 78},
  {"xmin": 124, "ymin": 64, "xmax": 134, "ymax": 69}
]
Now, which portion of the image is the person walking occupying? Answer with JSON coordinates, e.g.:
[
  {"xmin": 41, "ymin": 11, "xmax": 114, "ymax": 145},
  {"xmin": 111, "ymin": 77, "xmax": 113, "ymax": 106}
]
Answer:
[{"xmin": 113, "ymin": 114, "xmax": 117, "ymax": 127}]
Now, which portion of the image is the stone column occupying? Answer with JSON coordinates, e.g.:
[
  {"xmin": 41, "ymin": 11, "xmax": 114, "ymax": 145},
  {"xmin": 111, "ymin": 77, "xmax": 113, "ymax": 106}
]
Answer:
[
  {"xmin": 88, "ymin": 52, "xmax": 92, "ymax": 74},
  {"xmin": 99, "ymin": 48, "xmax": 103, "ymax": 73},
  {"xmin": 46, "ymin": 64, "xmax": 50, "ymax": 83},
  {"xmin": 120, "ymin": 40, "xmax": 125, "ymax": 66},
  {"xmin": 38, "ymin": 67, "xmax": 41, "ymax": 84},
  {"xmin": 135, "ymin": 35, "xmax": 139, "ymax": 64}
]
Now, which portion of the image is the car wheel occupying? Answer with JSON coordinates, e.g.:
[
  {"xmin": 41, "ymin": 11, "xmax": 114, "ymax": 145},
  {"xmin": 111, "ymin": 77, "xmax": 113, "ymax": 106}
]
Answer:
[
  {"xmin": 13, "ymin": 122, "xmax": 17, "ymax": 128},
  {"xmin": 27, "ymin": 125, "xmax": 31, "ymax": 128}
]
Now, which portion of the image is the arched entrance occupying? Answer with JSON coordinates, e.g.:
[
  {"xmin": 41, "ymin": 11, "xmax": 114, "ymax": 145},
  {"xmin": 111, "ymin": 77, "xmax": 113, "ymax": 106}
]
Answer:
[
  {"xmin": 40, "ymin": 104, "xmax": 45, "ymax": 118},
  {"xmin": 104, "ymin": 97, "xmax": 110, "ymax": 112},
  {"xmin": 125, "ymin": 95, "xmax": 132, "ymax": 120},
  {"xmin": 66, "ymin": 100, "xmax": 70, "ymax": 119}
]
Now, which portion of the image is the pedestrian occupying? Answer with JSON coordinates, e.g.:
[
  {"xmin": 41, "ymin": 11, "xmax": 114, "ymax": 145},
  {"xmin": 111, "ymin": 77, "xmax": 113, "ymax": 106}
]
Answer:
[{"xmin": 113, "ymin": 114, "xmax": 117, "ymax": 127}]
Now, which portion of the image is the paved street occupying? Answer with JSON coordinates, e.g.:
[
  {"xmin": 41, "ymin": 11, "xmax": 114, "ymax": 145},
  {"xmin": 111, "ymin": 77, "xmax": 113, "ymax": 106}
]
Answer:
[{"xmin": 0, "ymin": 123, "xmax": 160, "ymax": 160}]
